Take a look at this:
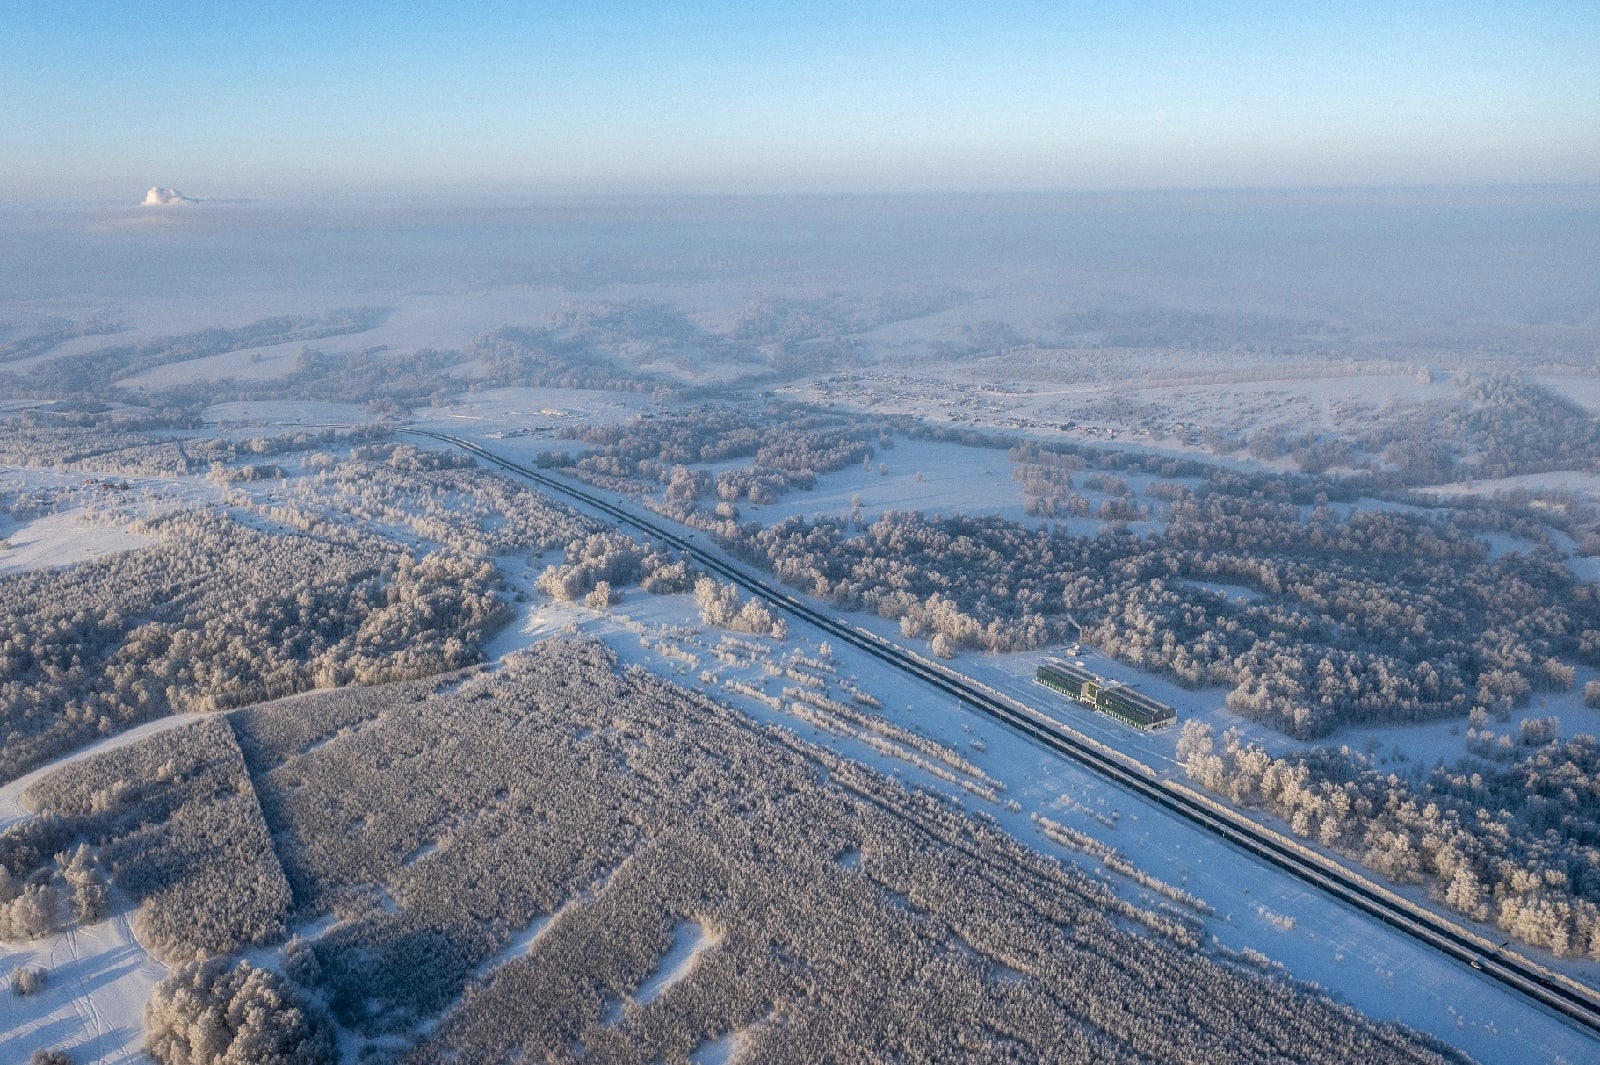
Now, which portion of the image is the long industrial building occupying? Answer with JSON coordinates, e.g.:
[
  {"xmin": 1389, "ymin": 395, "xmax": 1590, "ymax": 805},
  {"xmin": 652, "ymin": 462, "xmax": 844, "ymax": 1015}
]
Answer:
[{"xmin": 1036, "ymin": 658, "xmax": 1177, "ymax": 731}]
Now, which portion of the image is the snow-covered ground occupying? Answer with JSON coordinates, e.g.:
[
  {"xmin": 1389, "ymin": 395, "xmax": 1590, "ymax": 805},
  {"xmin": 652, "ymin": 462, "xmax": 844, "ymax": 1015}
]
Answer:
[
  {"xmin": 0, "ymin": 509, "xmax": 152, "ymax": 573},
  {"xmin": 6, "ymin": 415, "xmax": 1600, "ymax": 1062},
  {"xmin": 409, "ymin": 386, "xmax": 653, "ymax": 432},
  {"xmin": 201, "ymin": 400, "xmax": 371, "ymax": 426},
  {"xmin": 1432, "ymin": 471, "xmax": 1600, "ymax": 499},
  {"xmin": 740, "ymin": 438, "xmax": 1036, "ymax": 527},
  {"xmin": 468, "ymin": 454, "xmax": 1600, "ymax": 1064},
  {"xmin": 0, "ymin": 900, "xmax": 168, "ymax": 1065},
  {"xmin": 0, "ymin": 714, "xmax": 203, "ymax": 1065},
  {"xmin": 1538, "ymin": 374, "xmax": 1600, "ymax": 415},
  {"xmin": 524, "ymin": 582, "xmax": 1599, "ymax": 1064},
  {"xmin": 0, "ymin": 468, "xmax": 234, "ymax": 574}
]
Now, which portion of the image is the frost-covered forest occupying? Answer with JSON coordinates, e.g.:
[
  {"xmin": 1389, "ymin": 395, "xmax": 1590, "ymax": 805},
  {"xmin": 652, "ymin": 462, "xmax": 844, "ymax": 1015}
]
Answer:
[
  {"xmin": 461, "ymin": 398, "xmax": 1600, "ymax": 967},
  {"xmin": 2, "ymin": 641, "xmax": 1463, "ymax": 1063},
  {"xmin": 1180, "ymin": 719, "xmax": 1600, "ymax": 958},
  {"xmin": 16, "ymin": 716, "xmax": 289, "ymax": 958},
  {"xmin": 545, "ymin": 404, "xmax": 1600, "ymax": 741},
  {"xmin": 0, "ymin": 508, "xmax": 504, "ymax": 782},
  {"xmin": 3, "ymin": 191, "xmax": 1599, "ymax": 1061}
]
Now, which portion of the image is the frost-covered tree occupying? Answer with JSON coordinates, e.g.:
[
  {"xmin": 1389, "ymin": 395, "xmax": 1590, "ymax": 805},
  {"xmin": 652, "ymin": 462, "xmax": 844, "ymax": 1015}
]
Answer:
[
  {"xmin": 57, "ymin": 843, "xmax": 109, "ymax": 923},
  {"xmin": 0, "ymin": 882, "xmax": 57, "ymax": 940},
  {"xmin": 145, "ymin": 958, "xmax": 335, "ymax": 1065},
  {"xmin": 11, "ymin": 964, "xmax": 46, "ymax": 995}
]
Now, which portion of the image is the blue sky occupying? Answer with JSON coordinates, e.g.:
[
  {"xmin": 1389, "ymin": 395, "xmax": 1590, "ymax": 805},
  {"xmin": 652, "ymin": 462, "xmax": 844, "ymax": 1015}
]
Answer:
[{"xmin": 3, "ymin": 1, "xmax": 1596, "ymax": 202}]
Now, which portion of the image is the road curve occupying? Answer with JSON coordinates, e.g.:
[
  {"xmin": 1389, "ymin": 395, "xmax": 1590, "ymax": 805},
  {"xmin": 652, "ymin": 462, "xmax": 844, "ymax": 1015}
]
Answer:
[{"xmin": 401, "ymin": 426, "xmax": 1600, "ymax": 1040}]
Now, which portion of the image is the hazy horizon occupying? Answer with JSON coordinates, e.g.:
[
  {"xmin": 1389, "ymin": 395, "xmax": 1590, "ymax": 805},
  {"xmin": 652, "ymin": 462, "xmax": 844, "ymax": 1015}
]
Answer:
[
  {"xmin": 7, "ymin": 179, "xmax": 1600, "ymax": 213},
  {"xmin": 6, "ymin": 3, "xmax": 1596, "ymax": 202}
]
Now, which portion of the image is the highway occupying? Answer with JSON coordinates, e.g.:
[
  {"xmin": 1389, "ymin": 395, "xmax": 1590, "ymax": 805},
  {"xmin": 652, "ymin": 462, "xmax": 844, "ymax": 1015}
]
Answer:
[{"xmin": 401, "ymin": 426, "xmax": 1600, "ymax": 1040}]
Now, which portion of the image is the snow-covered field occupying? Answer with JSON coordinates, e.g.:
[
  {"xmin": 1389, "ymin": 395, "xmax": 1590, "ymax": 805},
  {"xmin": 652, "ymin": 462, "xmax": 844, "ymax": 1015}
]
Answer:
[
  {"xmin": 0, "ymin": 468, "xmax": 234, "ymax": 575},
  {"xmin": 201, "ymin": 400, "xmax": 370, "ymax": 426},
  {"xmin": 1539, "ymin": 374, "xmax": 1600, "ymax": 414},
  {"xmin": 0, "ymin": 509, "xmax": 152, "ymax": 574},
  {"xmin": 741, "ymin": 438, "xmax": 1035, "ymax": 526},
  {"xmin": 0, "ymin": 902, "xmax": 168, "ymax": 1065},
  {"xmin": 409, "ymin": 386, "xmax": 653, "ymax": 432},
  {"xmin": 1430, "ymin": 469, "xmax": 1600, "ymax": 504}
]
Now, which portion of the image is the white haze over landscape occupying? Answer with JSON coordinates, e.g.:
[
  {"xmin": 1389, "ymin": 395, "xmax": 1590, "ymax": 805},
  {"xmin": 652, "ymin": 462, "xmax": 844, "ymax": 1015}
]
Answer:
[
  {"xmin": 7, "ymin": 186, "xmax": 1597, "ymax": 353},
  {"xmin": 4, "ymin": 186, "xmax": 1600, "ymax": 1064}
]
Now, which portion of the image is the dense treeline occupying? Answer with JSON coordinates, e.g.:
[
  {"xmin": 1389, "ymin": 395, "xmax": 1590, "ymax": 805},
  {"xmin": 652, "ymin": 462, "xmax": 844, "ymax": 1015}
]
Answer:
[
  {"xmin": 559, "ymin": 403, "xmax": 886, "ymax": 506},
  {"xmin": 1012, "ymin": 442, "xmax": 1089, "ymax": 517},
  {"xmin": 1373, "ymin": 375, "xmax": 1600, "ymax": 484},
  {"xmin": 1234, "ymin": 374, "xmax": 1600, "ymax": 484},
  {"xmin": 0, "ymin": 833, "xmax": 105, "ymax": 940},
  {"xmin": 0, "ymin": 508, "xmax": 507, "ymax": 783},
  {"xmin": 717, "ymin": 480, "xmax": 1599, "ymax": 738},
  {"xmin": 219, "ymin": 639, "xmax": 1453, "ymax": 1062},
  {"xmin": 279, "ymin": 442, "xmax": 601, "ymax": 556},
  {"xmin": 535, "ymin": 531, "xmax": 696, "ymax": 602},
  {"xmin": 0, "ymin": 424, "xmax": 388, "ymax": 480},
  {"xmin": 693, "ymin": 577, "xmax": 787, "ymax": 638},
  {"xmin": 16, "ymin": 717, "xmax": 292, "ymax": 958},
  {"xmin": 1181, "ymin": 719, "xmax": 1600, "ymax": 958},
  {"xmin": 0, "ymin": 310, "xmax": 387, "ymax": 400}
]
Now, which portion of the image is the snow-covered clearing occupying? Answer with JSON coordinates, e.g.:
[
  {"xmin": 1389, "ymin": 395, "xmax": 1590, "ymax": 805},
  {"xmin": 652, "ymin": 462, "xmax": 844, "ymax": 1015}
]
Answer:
[
  {"xmin": 735, "ymin": 438, "xmax": 1038, "ymax": 527},
  {"xmin": 688, "ymin": 1030, "xmax": 742, "ymax": 1065},
  {"xmin": 0, "ymin": 508, "xmax": 152, "ymax": 573},
  {"xmin": 115, "ymin": 339, "xmax": 307, "ymax": 389},
  {"xmin": 1428, "ymin": 469, "xmax": 1600, "ymax": 508},
  {"xmin": 633, "ymin": 920, "xmax": 719, "ymax": 1006},
  {"xmin": 0, "ymin": 715, "xmax": 204, "ymax": 1065},
  {"xmin": 1174, "ymin": 577, "xmax": 1265, "ymax": 603},
  {"xmin": 1539, "ymin": 374, "xmax": 1600, "ymax": 415},
  {"xmin": 0, "ymin": 468, "xmax": 230, "ymax": 551},
  {"xmin": 201, "ymin": 399, "xmax": 369, "ymax": 426},
  {"xmin": 407, "ymin": 386, "xmax": 654, "ymax": 438},
  {"xmin": 0, "ymin": 897, "xmax": 167, "ymax": 1065}
]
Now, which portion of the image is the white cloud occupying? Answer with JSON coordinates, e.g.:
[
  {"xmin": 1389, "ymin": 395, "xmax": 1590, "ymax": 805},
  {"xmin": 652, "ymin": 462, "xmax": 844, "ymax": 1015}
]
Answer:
[{"xmin": 141, "ymin": 186, "xmax": 199, "ymax": 206}]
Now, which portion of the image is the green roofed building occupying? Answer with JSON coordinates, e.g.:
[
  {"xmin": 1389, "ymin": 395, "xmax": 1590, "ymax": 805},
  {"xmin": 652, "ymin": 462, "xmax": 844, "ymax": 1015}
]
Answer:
[{"xmin": 1036, "ymin": 657, "xmax": 1176, "ymax": 731}]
